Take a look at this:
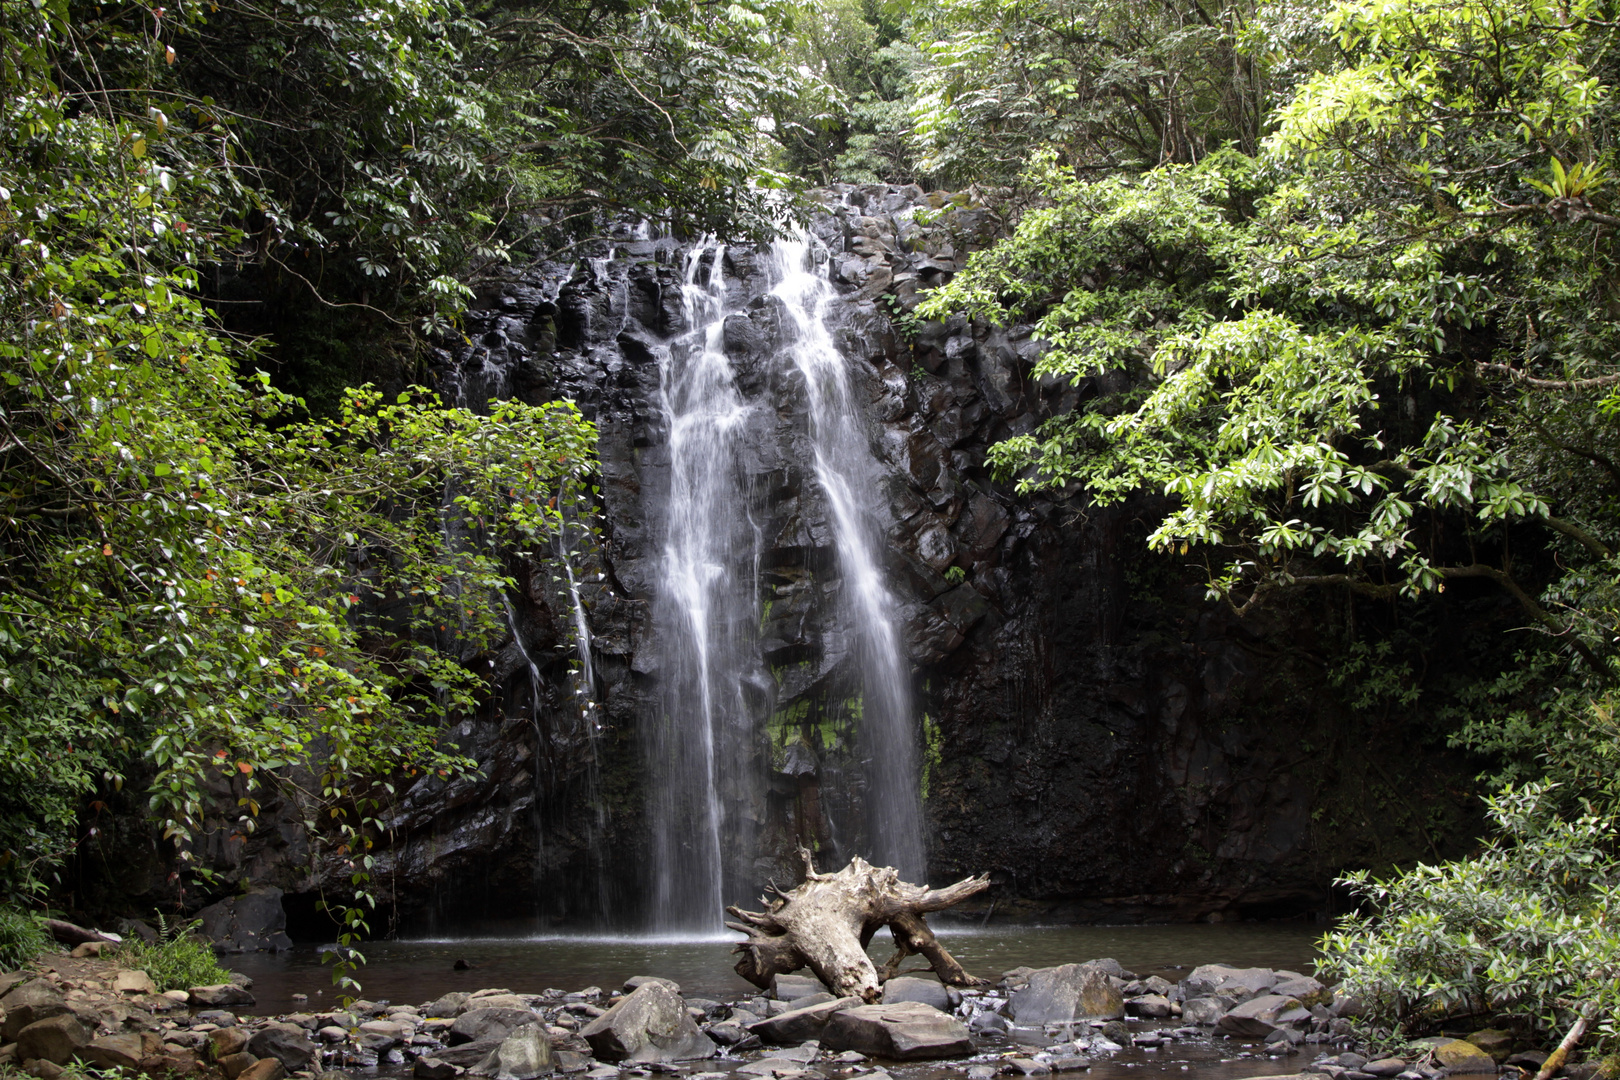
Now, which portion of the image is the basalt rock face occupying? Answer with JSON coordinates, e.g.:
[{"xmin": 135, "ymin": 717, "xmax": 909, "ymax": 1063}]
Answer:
[{"xmin": 149, "ymin": 184, "xmax": 1481, "ymax": 931}]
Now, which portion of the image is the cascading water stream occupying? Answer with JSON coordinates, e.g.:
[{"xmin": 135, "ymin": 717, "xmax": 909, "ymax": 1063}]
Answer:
[
  {"xmin": 768, "ymin": 231, "xmax": 926, "ymax": 880},
  {"xmin": 647, "ymin": 240, "xmax": 758, "ymax": 933},
  {"xmin": 647, "ymin": 230, "xmax": 927, "ymax": 929}
]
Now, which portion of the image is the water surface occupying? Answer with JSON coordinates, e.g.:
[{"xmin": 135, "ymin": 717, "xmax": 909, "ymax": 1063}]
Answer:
[{"xmin": 227, "ymin": 922, "xmax": 1324, "ymax": 1015}]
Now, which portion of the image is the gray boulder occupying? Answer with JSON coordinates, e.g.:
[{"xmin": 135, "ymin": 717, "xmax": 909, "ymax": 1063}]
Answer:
[
  {"xmin": 748, "ymin": 997, "xmax": 857, "ymax": 1044},
  {"xmin": 771, "ymin": 975, "xmax": 826, "ymax": 1003},
  {"xmin": 1183, "ymin": 965, "xmax": 1276, "ymax": 1003},
  {"xmin": 1272, "ymin": 974, "xmax": 1326, "ymax": 1002},
  {"xmin": 1126, "ymin": 995, "xmax": 1172, "ymax": 1018},
  {"xmin": 16, "ymin": 1013, "xmax": 91, "ymax": 1065},
  {"xmin": 819, "ymin": 1002, "xmax": 973, "ymax": 1061},
  {"xmin": 427, "ymin": 992, "xmax": 471, "ymax": 1018},
  {"xmin": 249, "ymin": 1021, "xmax": 320, "ymax": 1070},
  {"xmin": 1217, "ymin": 994, "xmax": 1305, "ymax": 1037},
  {"xmin": 415, "ymin": 1059, "xmax": 460, "ymax": 1080},
  {"xmin": 881, "ymin": 977, "xmax": 951, "ymax": 1012},
  {"xmin": 623, "ymin": 977, "xmax": 680, "ymax": 996},
  {"xmin": 470, "ymin": 1022, "xmax": 554, "ymax": 1080},
  {"xmin": 1180, "ymin": 996, "xmax": 1229, "ymax": 1026},
  {"xmin": 0, "ymin": 980, "xmax": 69, "ymax": 1041},
  {"xmin": 198, "ymin": 887, "xmax": 294, "ymax": 953},
  {"xmin": 1006, "ymin": 964, "xmax": 1124, "ymax": 1023},
  {"xmin": 190, "ymin": 983, "xmax": 256, "ymax": 1008},
  {"xmin": 578, "ymin": 981, "xmax": 716, "ymax": 1063},
  {"xmin": 450, "ymin": 1009, "xmax": 541, "ymax": 1046}
]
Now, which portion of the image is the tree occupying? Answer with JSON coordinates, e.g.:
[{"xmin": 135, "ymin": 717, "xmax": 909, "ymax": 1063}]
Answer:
[
  {"xmin": 922, "ymin": 0, "xmax": 1620, "ymax": 686},
  {"xmin": 0, "ymin": 0, "xmax": 600, "ymax": 940}
]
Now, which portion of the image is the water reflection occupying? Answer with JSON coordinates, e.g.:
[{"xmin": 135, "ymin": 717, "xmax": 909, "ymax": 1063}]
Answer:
[{"xmin": 227, "ymin": 922, "xmax": 1323, "ymax": 1016}]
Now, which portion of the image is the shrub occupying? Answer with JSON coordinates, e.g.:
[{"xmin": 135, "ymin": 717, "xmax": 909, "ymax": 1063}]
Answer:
[
  {"xmin": 114, "ymin": 916, "xmax": 231, "ymax": 992},
  {"xmin": 0, "ymin": 907, "xmax": 48, "ymax": 972},
  {"xmin": 1319, "ymin": 782, "xmax": 1620, "ymax": 1049}
]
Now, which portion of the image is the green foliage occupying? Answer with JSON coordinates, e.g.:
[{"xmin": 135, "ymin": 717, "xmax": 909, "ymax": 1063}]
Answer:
[
  {"xmin": 1, "ymin": 0, "xmax": 603, "ymax": 1003},
  {"xmin": 113, "ymin": 916, "xmax": 229, "ymax": 992},
  {"xmin": 1320, "ymin": 783, "xmax": 1620, "ymax": 1047},
  {"xmin": 32, "ymin": 0, "xmax": 806, "ymax": 400},
  {"xmin": 922, "ymin": 0, "xmax": 1620, "ymax": 676},
  {"xmin": 0, "ymin": 907, "xmax": 48, "ymax": 973}
]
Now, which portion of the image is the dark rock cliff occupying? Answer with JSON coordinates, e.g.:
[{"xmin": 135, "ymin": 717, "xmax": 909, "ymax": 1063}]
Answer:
[{"xmin": 77, "ymin": 186, "xmax": 1492, "ymax": 933}]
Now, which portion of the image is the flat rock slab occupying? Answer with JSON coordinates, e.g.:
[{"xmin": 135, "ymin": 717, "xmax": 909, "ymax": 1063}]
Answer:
[
  {"xmin": 1218, "ymin": 994, "xmax": 1304, "ymax": 1037},
  {"xmin": 190, "ymin": 983, "xmax": 256, "ymax": 1008},
  {"xmin": 819, "ymin": 1001, "xmax": 974, "ymax": 1061},
  {"xmin": 748, "ymin": 997, "xmax": 857, "ymax": 1044},
  {"xmin": 579, "ymin": 981, "xmax": 716, "ymax": 1063},
  {"xmin": 1007, "ymin": 964, "xmax": 1124, "ymax": 1023}
]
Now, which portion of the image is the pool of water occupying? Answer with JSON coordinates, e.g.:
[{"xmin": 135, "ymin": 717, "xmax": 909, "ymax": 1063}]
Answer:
[{"xmin": 226, "ymin": 922, "xmax": 1325, "ymax": 1015}]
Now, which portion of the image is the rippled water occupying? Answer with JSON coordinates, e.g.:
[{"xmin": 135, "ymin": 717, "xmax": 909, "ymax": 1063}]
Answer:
[{"xmin": 226, "ymin": 922, "xmax": 1324, "ymax": 1016}]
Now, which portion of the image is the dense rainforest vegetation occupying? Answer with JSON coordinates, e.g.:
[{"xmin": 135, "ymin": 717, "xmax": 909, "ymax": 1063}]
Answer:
[{"xmin": 3, "ymin": 0, "xmax": 1619, "ymax": 1052}]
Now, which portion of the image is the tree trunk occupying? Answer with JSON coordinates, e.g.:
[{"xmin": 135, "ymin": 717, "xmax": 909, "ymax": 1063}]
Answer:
[{"xmin": 726, "ymin": 849, "xmax": 990, "ymax": 1002}]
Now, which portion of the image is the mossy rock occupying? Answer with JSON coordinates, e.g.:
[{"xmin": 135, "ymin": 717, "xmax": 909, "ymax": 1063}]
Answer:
[{"xmin": 1465, "ymin": 1029, "xmax": 1513, "ymax": 1062}]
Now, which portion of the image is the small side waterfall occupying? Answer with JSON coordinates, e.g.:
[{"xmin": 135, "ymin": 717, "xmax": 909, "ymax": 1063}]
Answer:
[{"xmin": 646, "ymin": 230, "xmax": 926, "ymax": 929}]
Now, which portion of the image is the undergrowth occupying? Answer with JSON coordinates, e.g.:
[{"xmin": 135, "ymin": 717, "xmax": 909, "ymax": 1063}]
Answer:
[
  {"xmin": 114, "ymin": 914, "xmax": 230, "ymax": 992},
  {"xmin": 0, "ymin": 907, "xmax": 48, "ymax": 972}
]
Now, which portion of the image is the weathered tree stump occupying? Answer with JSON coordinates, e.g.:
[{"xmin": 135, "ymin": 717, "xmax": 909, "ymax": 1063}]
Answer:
[{"xmin": 726, "ymin": 849, "xmax": 991, "ymax": 1002}]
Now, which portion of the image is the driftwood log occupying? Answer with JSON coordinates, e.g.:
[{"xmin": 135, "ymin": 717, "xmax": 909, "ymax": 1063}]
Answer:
[{"xmin": 726, "ymin": 849, "xmax": 991, "ymax": 1002}]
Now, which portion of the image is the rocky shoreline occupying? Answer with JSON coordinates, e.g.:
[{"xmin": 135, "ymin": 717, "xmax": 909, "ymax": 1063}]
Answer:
[{"xmin": 1, "ymin": 955, "xmax": 1598, "ymax": 1080}]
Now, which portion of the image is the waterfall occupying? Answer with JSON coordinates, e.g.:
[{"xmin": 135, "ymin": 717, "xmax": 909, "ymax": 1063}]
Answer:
[
  {"xmin": 648, "ymin": 241, "xmax": 760, "ymax": 933},
  {"xmin": 646, "ymin": 230, "xmax": 926, "ymax": 931},
  {"xmin": 769, "ymin": 233, "xmax": 926, "ymax": 880}
]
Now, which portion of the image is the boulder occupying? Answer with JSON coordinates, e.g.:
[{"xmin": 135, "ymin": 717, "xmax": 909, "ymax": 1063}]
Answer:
[
  {"xmin": 219, "ymin": 1051, "xmax": 259, "ymax": 1078},
  {"xmin": 623, "ymin": 977, "xmax": 680, "ymax": 996},
  {"xmin": 16, "ymin": 1014, "xmax": 90, "ymax": 1065},
  {"xmin": 1183, "ymin": 966, "xmax": 1277, "ymax": 1003},
  {"xmin": 427, "ymin": 993, "xmax": 471, "ymax": 1018},
  {"xmin": 819, "ymin": 1002, "xmax": 973, "ymax": 1061},
  {"xmin": 112, "ymin": 970, "xmax": 157, "ymax": 996},
  {"xmin": 1217, "ymin": 995, "xmax": 1305, "ymax": 1037},
  {"xmin": 1431, "ymin": 1039, "xmax": 1497, "ymax": 1074},
  {"xmin": 881, "ymin": 978, "xmax": 951, "ymax": 1012},
  {"xmin": 247, "ymin": 1023, "xmax": 319, "ymax": 1070},
  {"xmin": 197, "ymin": 887, "xmax": 294, "ymax": 953},
  {"xmin": 238, "ymin": 1059, "xmax": 287, "ymax": 1080},
  {"xmin": 1181, "ymin": 997, "xmax": 1229, "ymax": 1026},
  {"xmin": 84, "ymin": 1034, "xmax": 144, "ymax": 1070},
  {"xmin": 771, "ymin": 975, "xmax": 826, "ymax": 1003},
  {"xmin": 1272, "ymin": 975, "xmax": 1326, "ymax": 1003},
  {"xmin": 450, "ymin": 1009, "xmax": 541, "ymax": 1046},
  {"xmin": 1127, "ymin": 995, "xmax": 1173, "ymax": 1018},
  {"xmin": 748, "ymin": 997, "xmax": 857, "ymax": 1044},
  {"xmin": 578, "ymin": 982, "xmax": 716, "ymax": 1063},
  {"xmin": 1, "ymin": 981, "xmax": 69, "ymax": 1041},
  {"xmin": 189, "ymin": 984, "xmax": 255, "ymax": 1008},
  {"xmin": 416, "ymin": 1058, "xmax": 461, "ymax": 1080},
  {"xmin": 1006, "ymin": 964, "xmax": 1124, "ymax": 1023},
  {"xmin": 1466, "ymin": 1029, "xmax": 1513, "ymax": 1062},
  {"xmin": 1364, "ymin": 1060, "xmax": 1408, "ymax": 1077},
  {"xmin": 470, "ymin": 1023, "xmax": 554, "ymax": 1080}
]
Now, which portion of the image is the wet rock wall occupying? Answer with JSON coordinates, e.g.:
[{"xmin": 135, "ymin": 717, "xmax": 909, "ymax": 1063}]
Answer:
[{"xmin": 78, "ymin": 185, "xmax": 1488, "ymax": 932}]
